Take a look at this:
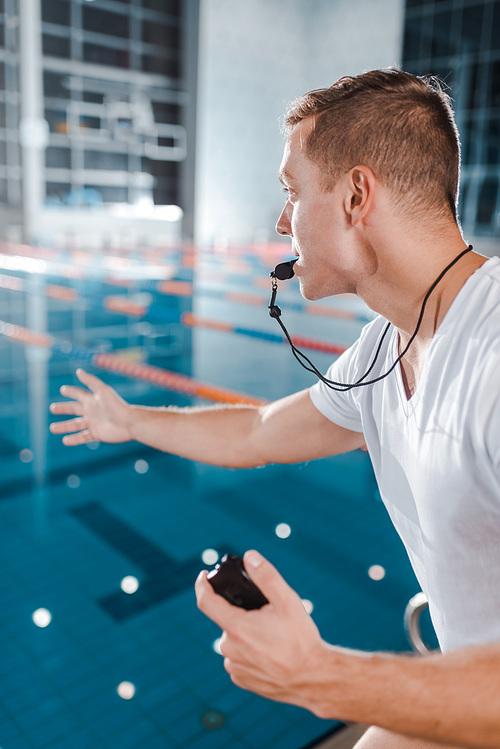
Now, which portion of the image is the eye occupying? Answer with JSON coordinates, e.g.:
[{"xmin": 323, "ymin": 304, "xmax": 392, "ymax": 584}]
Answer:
[{"xmin": 281, "ymin": 185, "xmax": 296, "ymax": 199}]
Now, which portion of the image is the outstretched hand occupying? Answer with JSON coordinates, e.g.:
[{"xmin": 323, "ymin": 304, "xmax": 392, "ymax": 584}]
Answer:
[
  {"xmin": 196, "ymin": 550, "xmax": 326, "ymax": 711},
  {"xmin": 49, "ymin": 368, "xmax": 133, "ymax": 446}
]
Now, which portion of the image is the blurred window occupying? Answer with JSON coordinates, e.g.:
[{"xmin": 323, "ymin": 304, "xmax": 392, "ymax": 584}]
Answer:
[
  {"xmin": 461, "ymin": 113, "xmax": 476, "ymax": 166},
  {"xmin": 492, "ymin": 3, "xmax": 500, "ymax": 53},
  {"xmin": 44, "ymin": 108, "xmax": 67, "ymax": 134},
  {"xmin": 83, "ymin": 43, "xmax": 129, "ymax": 69},
  {"xmin": 46, "ymin": 182, "xmax": 71, "ymax": 204},
  {"xmin": 490, "ymin": 60, "xmax": 500, "ymax": 107},
  {"xmin": 84, "ymin": 151, "xmax": 128, "ymax": 170},
  {"xmin": 42, "ymin": 0, "xmax": 71, "ymax": 26},
  {"xmin": 142, "ymin": 54, "xmax": 179, "ymax": 78},
  {"xmin": 152, "ymin": 101, "xmax": 180, "ymax": 125},
  {"xmin": 476, "ymin": 177, "xmax": 498, "ymax": 226},
  {"xmin": 485, "ymin": 118, "xmax": 500, "ymax": 165},
  {"xmin": 85, "ymin": 184, "xmax": 128, "ymax": 203},
  {"xmin": 46, "ymin": 146, "xmax": 71, "ymax": 169},
  {"xmin": 403, "ymin": 0, "xmax": 499, "ymax": 236},
  {"xmin": 465, "ymin": 61, "xmax": 482, "ymax": 110},
  {"xmin": 458, "ymin": 178, "xmax": 468, "ymax": 222},
  {"xmin": 43, "ymin": 33, "xmax": 71, "ymax": 58},
  {"xmin": 419, "ymin": 11, "xmax": 433, "ymax": 59},
  {"xmin": 431, "ymin": 10, "xmax": 452, "ymax": 58},
  {"xmin": 461, "ymin": 4, "xmax": 485, "ymax": 54},
  {"xmin": 82, "ymin": 7, "xmax": 129, "ymax": 39},
  {"xmin": 142, "ymin": 0, "xmax": 180, "ymax": 15},
  {"xmin": 79, "ymin": 114, "xmax": 101, "ymax": 131},
  {"xmin": 142, "ymin": 20, "xmax": 179, "ymax": 50},
  {"xmin": 43, "ymin": 70, "xmax": 68, "ymax": 99},
  {"xmin": 142, "ymin": 157, "xmax": 178, "ymax": 205},
  {"xmin": 82, "ymin": 91, "xmax": 104, "ymax": 104},
  {"xmin": 39, "ymin": 0, "xmax": 190, "ymax": 212}
]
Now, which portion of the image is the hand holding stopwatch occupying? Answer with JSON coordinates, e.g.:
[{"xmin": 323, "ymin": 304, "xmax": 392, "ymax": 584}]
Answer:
[{"xmin": 207, "ymin": 554, "xmax": 269, "ymax": 610}]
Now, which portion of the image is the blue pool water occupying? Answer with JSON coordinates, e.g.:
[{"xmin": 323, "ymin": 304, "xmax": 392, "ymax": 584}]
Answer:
[{"xmin": 0, "ymin": 245, "xmax": 422, "ymax": 748}]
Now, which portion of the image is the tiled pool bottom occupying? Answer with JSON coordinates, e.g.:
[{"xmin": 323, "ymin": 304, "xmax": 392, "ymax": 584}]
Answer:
[
  {"xmin": 0, "ymin": 255, "xmax": 422, "ymax": 748},
  {"xmin": 0, "ymin": 430, "xmax": 420, "ymax": 749}
]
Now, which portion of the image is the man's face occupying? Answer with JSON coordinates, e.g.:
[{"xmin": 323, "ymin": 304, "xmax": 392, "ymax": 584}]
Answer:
[{"xmin": 276, "ymin": 119, "xmax": 362, "ymax": 301}]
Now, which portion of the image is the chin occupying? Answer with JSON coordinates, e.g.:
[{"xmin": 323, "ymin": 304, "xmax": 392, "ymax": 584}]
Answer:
[
  {"xmin": 299, "ymin": 279, "xmax": 352, "ymax": 302},
  {"xmin": 298, "ymin": 280, "xmax": 325, "ymax": 302}
]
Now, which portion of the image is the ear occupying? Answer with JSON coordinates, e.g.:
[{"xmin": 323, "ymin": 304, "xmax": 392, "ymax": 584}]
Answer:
[{"xmin": 343, "ymin": 166, "xmax": 377, "ymax": 225}]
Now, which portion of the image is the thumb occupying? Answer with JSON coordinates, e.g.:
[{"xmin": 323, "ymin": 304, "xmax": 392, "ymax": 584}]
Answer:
[
  {"xmin": 76, "ymin": 368, "xmax": 106, "ymax": 393},
  {"xmin": 243, "ymin": 550, "xmax": 301, "ymax": 613}
]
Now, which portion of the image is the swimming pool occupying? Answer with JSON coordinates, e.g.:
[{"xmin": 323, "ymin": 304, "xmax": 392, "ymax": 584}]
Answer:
[{"xmin": 0, "ymin": 243, "xmax": 421, "ymax": 748}]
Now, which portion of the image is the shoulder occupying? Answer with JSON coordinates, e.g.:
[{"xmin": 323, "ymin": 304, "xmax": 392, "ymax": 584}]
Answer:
[
  {"xmin": 461, "ymin": 261, "xmax": 500, "ymax": 461},
  {"xmin": 466, "ymin": 259, "xmax": 500, "ymax": 350},
  {"xmin": 464, "ymin": 257, "xmax": 500, "ymax": 319},
  {"xmin": 443, "ymin": 257, "xmax": 500, "ymax": 358}
]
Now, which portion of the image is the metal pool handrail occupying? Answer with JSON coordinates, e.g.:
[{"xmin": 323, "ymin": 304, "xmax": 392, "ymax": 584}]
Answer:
[{"xmin": 404, "ymin": 591, "xmax": 434, "ymax": 655}]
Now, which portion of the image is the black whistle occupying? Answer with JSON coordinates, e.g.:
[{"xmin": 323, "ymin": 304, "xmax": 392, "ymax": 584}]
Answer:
[
  {"xmin": 207, "ymin": 554, "xmax": 269, "ymax": 610},
  {"xmin": 270, "ymin": 258, "xmax": 297, "ymax": 281}
]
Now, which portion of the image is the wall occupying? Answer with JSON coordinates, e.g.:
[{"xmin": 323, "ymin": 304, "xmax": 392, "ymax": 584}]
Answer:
[{"xmin": 194, "ymin": 0, "xmax": 405, "ymax": 245}]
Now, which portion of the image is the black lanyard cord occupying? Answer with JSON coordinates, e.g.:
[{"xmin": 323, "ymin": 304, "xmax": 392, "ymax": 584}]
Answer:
[{"xmin": 269, "ymin": 245, "xmax": 473, "ymax": 392}]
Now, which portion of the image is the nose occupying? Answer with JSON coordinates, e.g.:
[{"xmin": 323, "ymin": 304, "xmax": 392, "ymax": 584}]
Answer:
[{"xmin": 275, "ymin": 202, "xmax": 292, "ymax": 237}]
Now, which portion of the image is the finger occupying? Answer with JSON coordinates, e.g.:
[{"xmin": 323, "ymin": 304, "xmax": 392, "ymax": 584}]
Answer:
[
  {"xmin": 218, "ymin": 631, "xmax": 229, "ymax": 657},
  {"xmin": 49, "ymin": 401, "xmax": 84, "ymax": 416},
  {"xmin": 243, "ymin": 550, "xmax": 301, "ymax": 613},
  {"xmin": 61, "ymin": 430, "xmax": 94, "ymax": 447},
  {"xmin": 218, "ymin": 631, "xmax": 253, "ymax": 665},
  {"xmin": 195, "ymin": 570, "xmax": 243, "ymax": 630},
  {"xmin": 59, "ymin": 385, "xmax": 90, "ymax": 402},
  {"xmin": 76, "ymin": 368, "xmax": 106, "ymax": 393},
  {"xmin": 49, "ymin": 417, "xmax": 87, "ymax": 435}
]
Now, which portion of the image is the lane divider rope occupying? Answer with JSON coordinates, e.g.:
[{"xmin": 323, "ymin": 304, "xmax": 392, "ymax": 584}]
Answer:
[
  {"xmin": 0, "ymin": 320, "xmax": 267, "ymax": 406},
  {"xmin": 0, "ymin": 272, "xmax": 350, "ymax": 355},
  {"xmin": 0, "ymin": 243, "xmax": 366, "ymax": 317}
]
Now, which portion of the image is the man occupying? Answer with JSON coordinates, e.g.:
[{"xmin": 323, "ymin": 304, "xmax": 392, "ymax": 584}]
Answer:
[{"xmin": 50, "ymin": 70, "xmax": 500, "ymax": 747}]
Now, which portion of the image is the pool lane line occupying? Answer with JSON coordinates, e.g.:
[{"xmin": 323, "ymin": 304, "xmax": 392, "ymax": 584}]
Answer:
[
  {"xmin": 0, "ymin": 269, "xmax": 368, "ymax": 326},
  {"xmin": 0, "ymin": 244, "xmax": 362, "ymax": 309},
  {"xmin": 0, "ymin": 239, "xmax": 289, "ymax": 272},
  {"xmin": 0, "ymin": 273, "xmax": 351, "ymax": 356},
  {"xmin": 0, "ymin": 320, "xmax": 267, "ymax": 406}
]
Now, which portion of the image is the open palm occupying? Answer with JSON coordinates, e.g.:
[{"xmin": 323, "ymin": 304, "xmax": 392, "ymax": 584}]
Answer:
[{"xmin": 49, "ymin": 368, "xmax": 133, "ymax": 446}]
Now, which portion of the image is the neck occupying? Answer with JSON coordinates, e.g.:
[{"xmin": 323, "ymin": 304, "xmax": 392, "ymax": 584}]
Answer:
[{"xmin": 357, "ymin": 228, "xmax": 486, "ymax": 345}]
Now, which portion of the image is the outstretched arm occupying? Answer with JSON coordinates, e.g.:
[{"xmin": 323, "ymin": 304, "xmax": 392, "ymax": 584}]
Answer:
[
  {"xmin": 196, "ymin": 551, "xmax": 500, "ymax": 749},
  {"xmin": 49, "ymin": 368, "xmax": 364, "ymax": 467}
]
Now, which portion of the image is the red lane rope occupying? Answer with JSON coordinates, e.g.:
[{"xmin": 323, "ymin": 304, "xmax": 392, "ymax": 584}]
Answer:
[
  {"xmin": 0, "ymin": 273, "xmax": 354, "ymax": 353},
  {"xmin": 0, "ymin": 321, "xmax": 55, "ymax": 348},
  {"xmin": 0, "ymin": 320, "xmax": 267, "ymax": 406},
  {"xmin": 93, "ymin": 353, "xmax": 266, "ymax": 406}
]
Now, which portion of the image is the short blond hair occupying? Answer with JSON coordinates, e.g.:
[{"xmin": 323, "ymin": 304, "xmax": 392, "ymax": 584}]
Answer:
[{"xmin": 284, "ymin": 69, "xmax": 461, "ymax": 221}]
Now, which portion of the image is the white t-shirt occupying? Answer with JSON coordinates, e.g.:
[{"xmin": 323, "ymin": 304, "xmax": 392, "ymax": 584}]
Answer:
[{"xmin": 310, "ymin": 257, "xmax": 500, "ymax": 653}]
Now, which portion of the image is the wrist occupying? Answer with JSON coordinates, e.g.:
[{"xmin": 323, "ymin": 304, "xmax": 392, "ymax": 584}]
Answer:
[
  {"xmin": 125, "ymin": 403, "xmax": 143, "ymax": 442},
  {"xmin": 295, "ymin": 639, "xmax": 351, "ymax": 718},
  {"xmin": 302, "ymin": 642, "xmax": 390, "ymax": 722}
]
